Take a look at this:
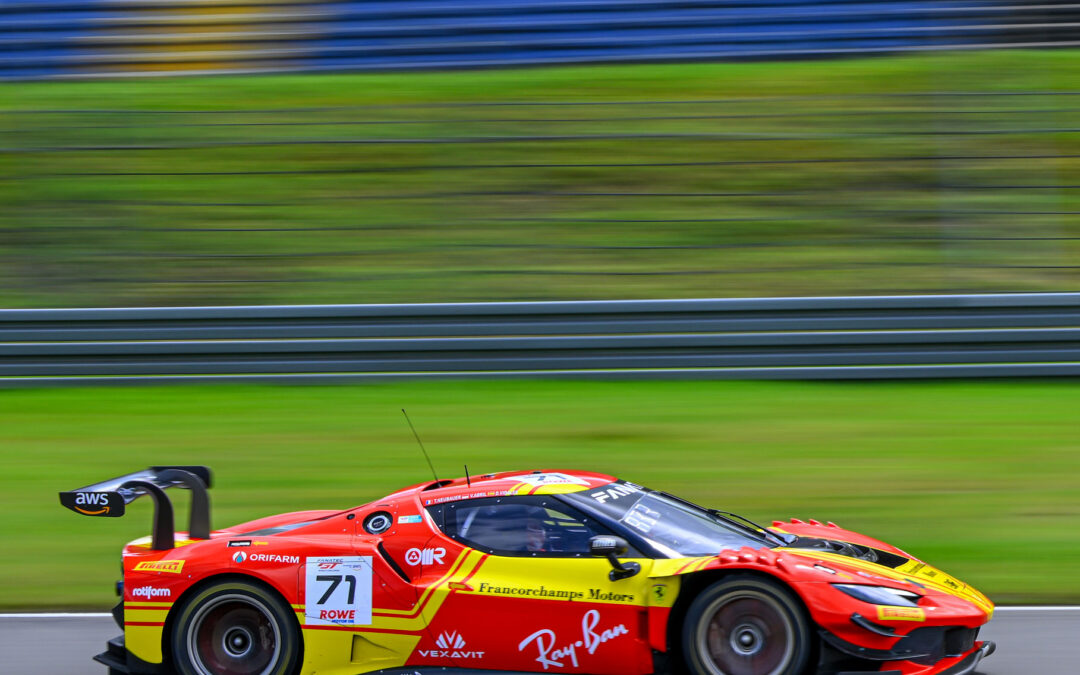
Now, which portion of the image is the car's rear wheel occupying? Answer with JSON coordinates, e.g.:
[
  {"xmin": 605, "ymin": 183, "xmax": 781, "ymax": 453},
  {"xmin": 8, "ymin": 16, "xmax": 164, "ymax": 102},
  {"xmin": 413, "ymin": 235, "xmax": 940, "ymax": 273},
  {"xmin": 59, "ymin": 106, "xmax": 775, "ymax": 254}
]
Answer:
[
  {"xmin": 171, "ymin": 578, "xmax": 300, "ymax": 675},
  {"xmin": 682, "ymin": 575, "xmax": 812, "ymax": 675}
]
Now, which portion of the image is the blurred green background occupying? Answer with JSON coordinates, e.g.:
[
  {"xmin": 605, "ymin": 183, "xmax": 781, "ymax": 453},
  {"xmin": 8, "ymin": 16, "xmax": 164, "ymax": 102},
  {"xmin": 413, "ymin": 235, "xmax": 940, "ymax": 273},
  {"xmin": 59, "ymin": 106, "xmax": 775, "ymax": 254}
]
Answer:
[
  {"xmin": 3, "ymin": 49, "xmax": 1079, "ymax": 610},
  {"xmin": 2, "ymin": 379, "xmax": 1077, "ymax": 610},
  {"xmin": 3, "ymin": 49, "xmax": 1080, "ymax": 308}
]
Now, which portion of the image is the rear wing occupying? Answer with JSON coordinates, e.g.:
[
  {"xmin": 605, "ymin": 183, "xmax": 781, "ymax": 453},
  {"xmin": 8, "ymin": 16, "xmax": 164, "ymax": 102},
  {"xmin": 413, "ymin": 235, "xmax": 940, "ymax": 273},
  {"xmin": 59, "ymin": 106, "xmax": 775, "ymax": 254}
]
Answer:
[{"xmin": 59, "ymin": 466, "xmax": 212, "ymax": 551}]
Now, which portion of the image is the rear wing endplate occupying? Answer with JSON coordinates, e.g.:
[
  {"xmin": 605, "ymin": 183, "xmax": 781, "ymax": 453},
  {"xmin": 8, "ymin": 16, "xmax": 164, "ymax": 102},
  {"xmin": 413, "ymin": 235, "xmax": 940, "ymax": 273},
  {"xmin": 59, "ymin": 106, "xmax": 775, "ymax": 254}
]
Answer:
[{"xmin": 59, "ymin": 466, "xmax": 212, "ymax": 551}]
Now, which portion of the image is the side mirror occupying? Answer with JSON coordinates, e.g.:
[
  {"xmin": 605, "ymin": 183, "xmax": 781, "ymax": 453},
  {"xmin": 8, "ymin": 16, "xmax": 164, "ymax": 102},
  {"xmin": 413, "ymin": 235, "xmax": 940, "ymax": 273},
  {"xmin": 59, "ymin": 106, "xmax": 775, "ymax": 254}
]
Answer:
[{"xmin": 589, "ymin": 535, "xmax": 640, "ymax": 581}]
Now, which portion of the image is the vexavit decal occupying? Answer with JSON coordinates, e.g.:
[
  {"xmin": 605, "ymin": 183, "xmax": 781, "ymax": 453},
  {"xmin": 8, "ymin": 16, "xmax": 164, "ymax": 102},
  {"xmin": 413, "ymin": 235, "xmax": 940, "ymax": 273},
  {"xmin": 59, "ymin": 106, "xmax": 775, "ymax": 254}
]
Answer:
[{"xmin": 419, "ymin": 631, "xmax": 485, "ymax": 659}]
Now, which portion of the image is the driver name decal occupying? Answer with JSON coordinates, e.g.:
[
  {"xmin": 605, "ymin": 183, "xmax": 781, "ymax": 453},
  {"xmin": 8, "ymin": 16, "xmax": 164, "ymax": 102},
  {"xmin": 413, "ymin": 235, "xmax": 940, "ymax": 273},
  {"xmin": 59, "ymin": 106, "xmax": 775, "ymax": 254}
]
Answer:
[{"xmin": 518, "ymin": 609, "xmax": 629, "ymax": 670}]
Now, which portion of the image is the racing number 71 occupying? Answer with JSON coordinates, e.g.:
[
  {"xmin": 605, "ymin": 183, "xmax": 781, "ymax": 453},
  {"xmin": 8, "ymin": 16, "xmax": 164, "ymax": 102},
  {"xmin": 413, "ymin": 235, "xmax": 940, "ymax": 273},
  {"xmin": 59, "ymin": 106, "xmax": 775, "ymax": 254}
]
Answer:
[{"xmin": 316, "ymin": 574, "xmax": 356, "ymax": 605}]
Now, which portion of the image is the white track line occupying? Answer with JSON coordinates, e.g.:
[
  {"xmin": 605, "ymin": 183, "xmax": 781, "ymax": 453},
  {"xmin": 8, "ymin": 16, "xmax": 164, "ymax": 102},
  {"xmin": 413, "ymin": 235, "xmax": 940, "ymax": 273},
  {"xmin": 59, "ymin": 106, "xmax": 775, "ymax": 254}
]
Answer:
[
  {"xmin": 0, "ymin": 613, "xmax": 112, "ymax": 618},
  {"xmin": 994, "ymin": 606, "xmax": 1080, "ymax": 612}
]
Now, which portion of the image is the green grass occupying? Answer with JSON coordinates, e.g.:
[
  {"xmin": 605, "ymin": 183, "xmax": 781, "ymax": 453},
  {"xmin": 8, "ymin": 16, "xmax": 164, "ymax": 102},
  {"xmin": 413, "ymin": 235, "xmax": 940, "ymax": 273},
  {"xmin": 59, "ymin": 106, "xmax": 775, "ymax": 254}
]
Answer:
[
  {"xmin": 3, "ymin": 50, "xmax": 1080, "ymax": 307},
  {"xmin": 2, "ymin": 379, "xmax": 1078, "ymax": 610}
]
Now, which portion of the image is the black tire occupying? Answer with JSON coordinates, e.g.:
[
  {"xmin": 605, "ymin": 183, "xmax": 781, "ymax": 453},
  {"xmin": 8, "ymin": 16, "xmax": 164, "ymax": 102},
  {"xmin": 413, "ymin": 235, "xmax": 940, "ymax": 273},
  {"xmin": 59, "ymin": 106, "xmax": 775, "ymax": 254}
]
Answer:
[
  {"xmin": 681, "ymin": 575, "xmax": 813, "ymax": 675},
  {"xmin": 170, "ymin": 578, "xmax": 301, "ymax": 675}
]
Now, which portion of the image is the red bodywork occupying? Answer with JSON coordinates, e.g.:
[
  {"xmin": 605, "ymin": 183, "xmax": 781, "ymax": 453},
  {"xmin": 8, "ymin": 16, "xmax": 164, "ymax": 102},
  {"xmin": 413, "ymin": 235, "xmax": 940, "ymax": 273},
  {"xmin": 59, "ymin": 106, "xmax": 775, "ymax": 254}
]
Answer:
[{"xmin": 111, "ymin": 469, "xmax": 994, "ymax": 675}]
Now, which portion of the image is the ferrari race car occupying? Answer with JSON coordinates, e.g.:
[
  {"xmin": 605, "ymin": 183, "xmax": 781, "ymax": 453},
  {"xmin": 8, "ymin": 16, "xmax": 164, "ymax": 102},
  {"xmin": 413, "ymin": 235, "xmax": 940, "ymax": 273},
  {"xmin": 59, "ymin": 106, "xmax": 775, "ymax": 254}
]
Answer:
[{"xmin": 61, "ymin": 466, "xmax": 995, "ymax": 675}]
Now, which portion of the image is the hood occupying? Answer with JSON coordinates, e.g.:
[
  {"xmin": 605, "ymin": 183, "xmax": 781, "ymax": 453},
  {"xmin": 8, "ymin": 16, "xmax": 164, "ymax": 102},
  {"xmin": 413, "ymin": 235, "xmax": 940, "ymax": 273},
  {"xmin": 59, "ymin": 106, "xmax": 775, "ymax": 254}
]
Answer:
[{"xmin": 771, "ymin": 520, "xmax": 993, "ymax": 616}]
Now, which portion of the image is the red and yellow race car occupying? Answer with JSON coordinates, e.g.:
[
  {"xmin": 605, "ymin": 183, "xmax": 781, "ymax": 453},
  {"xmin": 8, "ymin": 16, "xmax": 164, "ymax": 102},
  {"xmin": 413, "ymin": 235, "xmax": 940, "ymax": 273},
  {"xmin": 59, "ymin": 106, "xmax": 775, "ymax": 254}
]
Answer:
[{"xmin": 61, "ymin": 466, "xmax": 995, "ymax": 675}]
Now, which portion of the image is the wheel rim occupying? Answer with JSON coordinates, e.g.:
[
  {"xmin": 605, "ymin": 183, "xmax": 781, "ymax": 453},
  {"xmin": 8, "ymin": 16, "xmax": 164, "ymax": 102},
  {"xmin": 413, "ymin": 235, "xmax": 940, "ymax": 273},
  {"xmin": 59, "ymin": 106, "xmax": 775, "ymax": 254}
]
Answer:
[
  {"xmin": 695, "ymin": 590, "xmax": 796, "ymax": 675},
  {"xmin": 186, "ymin": 593, "xmax": 281, "ymax": 675}
]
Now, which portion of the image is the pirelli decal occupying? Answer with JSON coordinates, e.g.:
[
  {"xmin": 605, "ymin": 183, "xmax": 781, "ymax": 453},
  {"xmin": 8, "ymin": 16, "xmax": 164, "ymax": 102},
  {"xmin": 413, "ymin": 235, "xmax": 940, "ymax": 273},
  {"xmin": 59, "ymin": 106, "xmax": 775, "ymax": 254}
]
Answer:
[
  {"xmin": 133, "ymin": 560, "xmax": 185, "ymax": 574},
  {"xmin": 877, "ymin": 606, "xmax": 926, "ymax": 622}
]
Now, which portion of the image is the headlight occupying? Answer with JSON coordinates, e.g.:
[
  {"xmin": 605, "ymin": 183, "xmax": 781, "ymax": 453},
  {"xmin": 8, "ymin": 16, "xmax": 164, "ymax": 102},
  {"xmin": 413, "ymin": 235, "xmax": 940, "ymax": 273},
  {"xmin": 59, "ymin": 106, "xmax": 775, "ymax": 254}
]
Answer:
[{"xmin": 833, "ymin": 584, "xmax": 921, "ymax": 607}]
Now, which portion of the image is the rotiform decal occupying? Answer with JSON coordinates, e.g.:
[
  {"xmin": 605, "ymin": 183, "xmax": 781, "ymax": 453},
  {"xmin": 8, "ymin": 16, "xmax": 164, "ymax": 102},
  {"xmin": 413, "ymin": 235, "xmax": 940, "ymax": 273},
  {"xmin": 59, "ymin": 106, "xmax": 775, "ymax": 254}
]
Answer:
[
  {"xmin": 518, "ymin": 609, "xmax": 629, "ymax": 670},
  {"xmin": 131, "ymin": 586, "xmax": 171, "ymax": 600}
]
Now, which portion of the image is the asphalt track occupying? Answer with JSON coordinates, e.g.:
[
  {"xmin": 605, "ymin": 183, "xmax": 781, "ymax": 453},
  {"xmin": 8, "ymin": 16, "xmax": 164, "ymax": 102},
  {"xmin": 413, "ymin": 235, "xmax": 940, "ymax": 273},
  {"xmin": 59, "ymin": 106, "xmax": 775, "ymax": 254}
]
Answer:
[{"xmin": 1, "ymin": 608, "xmax": 1073, "ymax": 674}]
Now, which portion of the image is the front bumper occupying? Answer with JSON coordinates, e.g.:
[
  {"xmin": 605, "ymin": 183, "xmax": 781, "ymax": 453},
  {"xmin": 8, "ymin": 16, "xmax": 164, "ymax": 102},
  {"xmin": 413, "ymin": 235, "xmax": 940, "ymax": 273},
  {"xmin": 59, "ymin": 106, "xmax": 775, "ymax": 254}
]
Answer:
[{"xmin": 825, "ymin": 640, "xmax": 995, "ymax": 675}]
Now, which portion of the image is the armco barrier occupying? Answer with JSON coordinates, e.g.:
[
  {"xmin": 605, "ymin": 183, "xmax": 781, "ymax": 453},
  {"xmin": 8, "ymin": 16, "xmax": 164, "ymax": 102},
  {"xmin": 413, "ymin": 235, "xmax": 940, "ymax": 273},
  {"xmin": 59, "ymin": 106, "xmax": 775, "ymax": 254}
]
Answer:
[
  {"xmin": 3, "ymin": 293, "xmax": 1080, "ymax": 386},
  {"xmin": 2, "ymin": 1, "xmax": 1078, "ymax": 79}
]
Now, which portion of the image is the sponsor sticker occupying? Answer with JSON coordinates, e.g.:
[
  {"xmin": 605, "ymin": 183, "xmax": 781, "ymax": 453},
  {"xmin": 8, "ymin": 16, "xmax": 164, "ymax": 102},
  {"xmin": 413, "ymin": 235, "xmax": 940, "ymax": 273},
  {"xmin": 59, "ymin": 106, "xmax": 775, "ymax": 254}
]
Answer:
[
  {"xmin": 419, "ymin": 631, "xmax": 485, "ymax": 660},
  {"xmin": 233, "ymin": 552, "xmax": 300, "ymax": 565},
  {"xmin": 477, "ymin": 582, "xmax": 583, "ymax": 601},
  {"xmin": 590, "ymin": 482, "xmax": 642, "ymax": 504},
  {"xmin": 877, "ymin": 606, "xmax": 926, "ymax": 622},
  {"xmin": 304, "ymin": 556, "xmax": 374, "ymax": 626},
  {"xmin": 398, "ymin": 515, "xmax": 422, "ymax": 524},
  {"xmin": 588, "ymin": 588, "xmax": 636, "ymax": 602},
  {"xmin": 404, "ymin": 547, "xmax": 446, "ymax": 566},
  {"xmin": 516, "ymin": 473, "xmax": 589, "ymax": 488},
  {"xmin": 133, "ymin": 560, "xmax": 185, "ymax": 574},
  {"xmin": 60, "ymin": 491, "xmax": 125, "ymax": 517},
  {"xmin": 131, "ymin": 586, "xmax": 171, "ymax": 600},
  {"xmin": 518, "ymin": 609, "xmax": 628, "ymax": 670}
]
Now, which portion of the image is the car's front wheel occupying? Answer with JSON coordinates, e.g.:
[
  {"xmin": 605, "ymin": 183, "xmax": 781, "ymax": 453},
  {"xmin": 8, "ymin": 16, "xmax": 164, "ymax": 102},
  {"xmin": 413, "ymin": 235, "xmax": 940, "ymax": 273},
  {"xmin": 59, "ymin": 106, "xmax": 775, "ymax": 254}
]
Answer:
[
  {"xmin": 682, "ymin": 575, "xmax": 813, "ymax": 675},
  {"xmin": 170, "ymin": 578, "xmax": 301, "ymax": 675}
]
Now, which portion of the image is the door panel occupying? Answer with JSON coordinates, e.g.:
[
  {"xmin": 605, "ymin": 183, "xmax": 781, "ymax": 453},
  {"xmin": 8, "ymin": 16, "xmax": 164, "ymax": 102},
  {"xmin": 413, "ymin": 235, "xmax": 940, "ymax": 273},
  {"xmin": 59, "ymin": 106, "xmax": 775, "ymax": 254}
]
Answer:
[{"xmin": 417, "ymin": 555, "xmax": 655, "ymax": 674}]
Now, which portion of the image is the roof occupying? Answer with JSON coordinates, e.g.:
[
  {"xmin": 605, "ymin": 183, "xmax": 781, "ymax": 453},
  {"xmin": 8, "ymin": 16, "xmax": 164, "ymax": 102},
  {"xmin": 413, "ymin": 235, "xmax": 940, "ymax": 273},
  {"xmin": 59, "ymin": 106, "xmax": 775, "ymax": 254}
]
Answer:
[{"xmin": 381, "ymin": 469, "xmax": 618, "ymax": 507}]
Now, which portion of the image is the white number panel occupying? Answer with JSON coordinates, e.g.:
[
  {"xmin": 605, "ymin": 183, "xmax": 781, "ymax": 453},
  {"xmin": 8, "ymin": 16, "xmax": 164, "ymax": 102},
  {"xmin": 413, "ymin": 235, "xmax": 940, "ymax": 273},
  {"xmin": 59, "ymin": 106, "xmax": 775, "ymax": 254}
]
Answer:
[{"xmin": 304, "ymin": 556, "xmax": 374, "ymax": 626}]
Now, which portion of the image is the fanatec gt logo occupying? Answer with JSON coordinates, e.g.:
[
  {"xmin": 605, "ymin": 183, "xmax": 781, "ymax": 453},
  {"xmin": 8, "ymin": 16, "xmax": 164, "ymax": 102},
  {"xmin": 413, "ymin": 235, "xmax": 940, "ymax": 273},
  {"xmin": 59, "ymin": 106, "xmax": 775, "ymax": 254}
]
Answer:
[{"xmin": 418, "ymin": 631, "xmax": 484, "ymax": 660}]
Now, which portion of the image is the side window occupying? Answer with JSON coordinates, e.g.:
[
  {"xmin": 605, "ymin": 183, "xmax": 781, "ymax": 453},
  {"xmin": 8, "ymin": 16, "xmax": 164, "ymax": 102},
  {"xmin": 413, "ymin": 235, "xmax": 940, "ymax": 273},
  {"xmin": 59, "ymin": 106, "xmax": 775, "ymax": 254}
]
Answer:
[{"xmin": 438, "ymin": 496, "xmax": 609, "ymax": 557}]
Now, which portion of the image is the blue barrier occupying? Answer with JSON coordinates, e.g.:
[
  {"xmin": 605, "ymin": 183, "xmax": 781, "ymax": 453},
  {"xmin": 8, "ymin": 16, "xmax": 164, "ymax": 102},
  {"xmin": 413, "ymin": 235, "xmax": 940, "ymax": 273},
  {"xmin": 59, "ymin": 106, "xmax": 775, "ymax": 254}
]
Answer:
[{"xmin": 0, "ymin": 1, "xmax": 1067, "ymax": 80}]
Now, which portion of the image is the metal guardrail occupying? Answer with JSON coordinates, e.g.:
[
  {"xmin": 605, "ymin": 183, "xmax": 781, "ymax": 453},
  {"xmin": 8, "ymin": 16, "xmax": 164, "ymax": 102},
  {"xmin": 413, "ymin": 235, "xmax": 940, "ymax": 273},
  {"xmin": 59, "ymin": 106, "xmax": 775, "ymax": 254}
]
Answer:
[
  {"xmin": 3, "ymin": 293, "xmax": 1080, "ymax": 386},
  {"xmin": 2, "ymin": 1, "xmax": 1078, "ymax": 80}
]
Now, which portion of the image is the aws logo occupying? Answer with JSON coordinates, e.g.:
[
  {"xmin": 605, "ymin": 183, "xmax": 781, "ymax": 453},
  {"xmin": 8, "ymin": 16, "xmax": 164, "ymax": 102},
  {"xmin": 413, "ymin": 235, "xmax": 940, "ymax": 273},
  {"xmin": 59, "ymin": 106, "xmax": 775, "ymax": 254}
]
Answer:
[{"xmin": 61, "ymin": 491, "xmax": 124, "ymax": 517}]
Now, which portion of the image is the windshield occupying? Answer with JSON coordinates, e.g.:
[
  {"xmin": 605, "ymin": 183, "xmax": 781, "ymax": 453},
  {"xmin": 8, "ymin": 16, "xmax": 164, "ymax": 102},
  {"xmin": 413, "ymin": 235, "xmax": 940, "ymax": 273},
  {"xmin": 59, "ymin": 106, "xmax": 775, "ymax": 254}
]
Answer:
[{"xmin": 563, "ymin": 481, "xmax": 774, "ymax": 557}]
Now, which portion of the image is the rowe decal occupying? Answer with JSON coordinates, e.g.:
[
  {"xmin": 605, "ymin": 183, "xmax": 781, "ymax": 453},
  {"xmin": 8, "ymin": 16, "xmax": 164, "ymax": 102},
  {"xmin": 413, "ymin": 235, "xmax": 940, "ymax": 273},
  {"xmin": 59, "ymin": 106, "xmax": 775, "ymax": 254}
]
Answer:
[
  {"xmin": 133, "ymin": 560, "xmax": 185, "ymax": 574},
  {"xmin": 131, "ymin": 586, "xmax": 171, "ymax": 600},
  {"xmin": 234, "ymin": 552, "xmax": 300, "ymax": 565},
  {"xmin": 518, "ymin": 609, "xmax": 629, "ymax": 670},
  {"xmin": 419, "ymin": 631, "xmax": 485, "ymax": 660},
  {"xmin": 305, "ymin": 556, "xmax": 374, "ymax": 626},
  {"xmin": 405, "ymin": 547, "xmax": 446, "ymax": 566}
]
